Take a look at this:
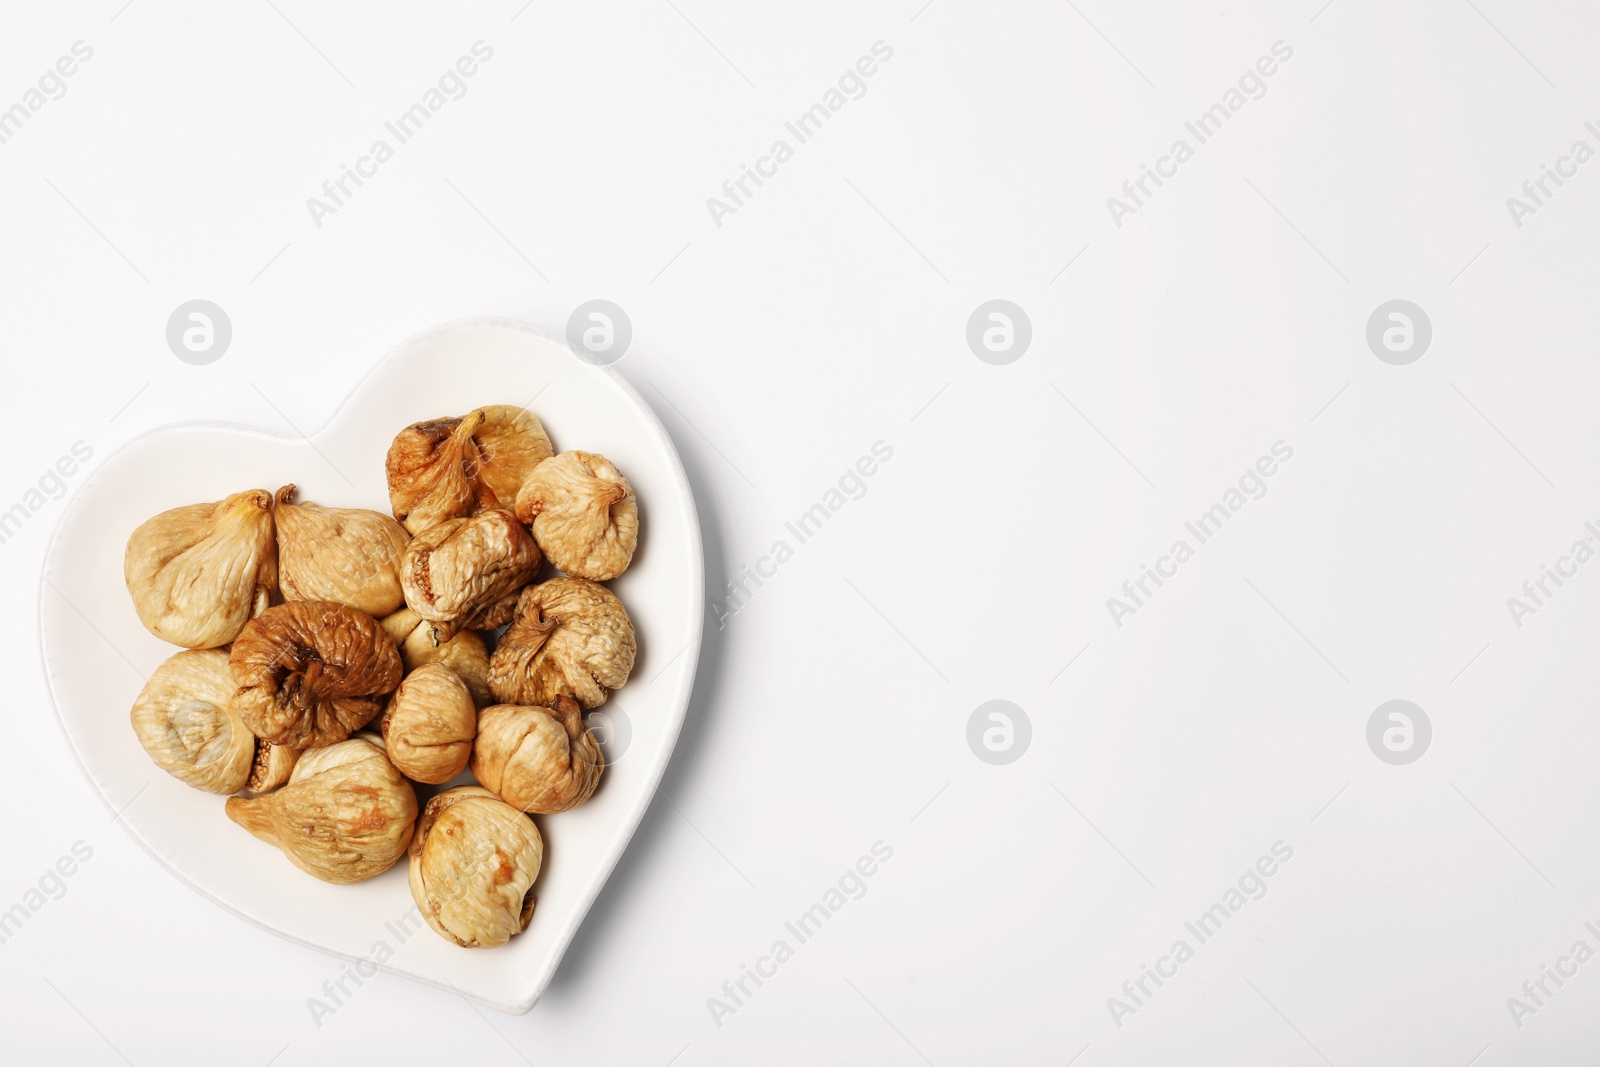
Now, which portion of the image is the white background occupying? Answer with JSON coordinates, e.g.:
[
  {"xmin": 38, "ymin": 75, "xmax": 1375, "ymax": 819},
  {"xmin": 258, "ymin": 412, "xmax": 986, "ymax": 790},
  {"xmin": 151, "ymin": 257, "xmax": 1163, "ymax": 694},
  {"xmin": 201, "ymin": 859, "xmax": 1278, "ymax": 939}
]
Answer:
[{"xmin": 4, "ymin": 1, "xmax": 1600, "ymax": 1064}]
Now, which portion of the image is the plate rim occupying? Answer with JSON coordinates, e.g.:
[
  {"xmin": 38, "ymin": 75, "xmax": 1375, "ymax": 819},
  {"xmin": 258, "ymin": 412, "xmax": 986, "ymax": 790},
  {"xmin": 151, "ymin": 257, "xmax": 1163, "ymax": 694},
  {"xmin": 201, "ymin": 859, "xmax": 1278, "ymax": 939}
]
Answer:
[{"xmin": 35, "ymin": 315, "xmax": 705, "ymax": 1014}]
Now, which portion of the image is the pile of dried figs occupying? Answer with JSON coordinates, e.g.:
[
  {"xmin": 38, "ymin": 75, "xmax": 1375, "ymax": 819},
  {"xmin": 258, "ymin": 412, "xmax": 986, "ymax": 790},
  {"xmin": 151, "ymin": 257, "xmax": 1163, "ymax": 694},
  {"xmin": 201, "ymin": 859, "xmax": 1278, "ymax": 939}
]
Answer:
[{"xmin": 123, "ymin": 404, "xmax": 639, "ymax": 949}]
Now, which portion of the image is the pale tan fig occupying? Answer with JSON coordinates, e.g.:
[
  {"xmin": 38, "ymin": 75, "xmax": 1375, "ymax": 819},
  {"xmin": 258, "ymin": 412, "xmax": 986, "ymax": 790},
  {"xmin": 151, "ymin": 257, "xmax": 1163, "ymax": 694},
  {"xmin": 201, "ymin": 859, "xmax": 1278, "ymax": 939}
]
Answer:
[
  {"xmin": 487, "ymin": 578, "xmax": 636, "ymax": 708},
  {"xmin": 378, "ymin": 607, "xmax": 493, "ymax": 708},
  {"xmin": 472, "ymin": 697, "xmax": 602, "ymax": 814},
  {"xmin": 380, "ymin": 664, "xmax": 476, "ymax": 784},
  {"xmin": 377, "ymin": 604, "xmax": 429, "ymax": 645},
  {"xmin": 241, "ymin": 741, "xmax": 299, "ymax": 796},
  {"xmin": 408, "ymin": 786, "xmax": 543, "ymax": 948},
  {"xmin": 515, "ymin": 451, "xmax": 638, "ymax": 580},
  {"xmin": 130, "ymin": 649, "xmax": 255, "ymax": 794},
  {"xmin": 229, "ymin": 601, "xmax": 402, "ymax": 749},
  {"xmin": 273, "ymin": 485, "xmax": 410, "ymax": 616},
  {"xmin": 124, "ymin": 489, "xmax": 276, "ymax": 648},
  {"xmin": 385, "ymin": 407, "xmax": 552, "ymax": 535},
  {"xmin": 409, "ymin": 630, "xmax": 493, "ymax": 708},
  {"xmin": 471, "ymin": 405, "xmax": 554, "ymax": 512},
  {"xmin": 226, "ymin": 734, "xmax": 416, "ymax": 884},
  {"xmin": 398, "ymin": 509, "xmax": 541, "ymax": 639}
]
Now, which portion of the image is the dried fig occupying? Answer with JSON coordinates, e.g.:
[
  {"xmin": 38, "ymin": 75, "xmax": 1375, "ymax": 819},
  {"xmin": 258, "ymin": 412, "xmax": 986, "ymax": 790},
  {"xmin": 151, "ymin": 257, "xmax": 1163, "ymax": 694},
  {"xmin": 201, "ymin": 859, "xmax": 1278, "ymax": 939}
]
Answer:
[
  {"xmin": 273, "ymin": 485, "xmax": 410, "ymax": 616},
  {"xmin": 515, "ymin": 451, "xmax": 638, "ymax": 580},
  {"xmin": 472, "ymin": 696, "xmax": 602, "ymax": 814},
  {"xmin": 242, "ymin": 741, "xmax": 299, "ymax": 796},
  {"xmin": 408, "ymin": 786, "xmax": 543, "ymax": 948},
  {"xmin": 407, "ymin": 628, "xmax": 492, "ymax": 708},
  {"xmin": 226, "ymin": 734, "xmax": 416, "ymax": 884},
  {"xmin": 472, "ymin": 405, "xmax": 554, "ymax": 512},
  {"xmin": 487, "ymin": 578, "xmax": 636, "ymax": 708},
  {"xmin": 229, "ymin": 601, "xmax": 402, "ymax": 749},
  {"xmin": 380, "ymin": 664, "xmax": 476, "ymax": 784},
  {"xmin": 378, "ymin": 607, "xmax": 493, "ymax": 708},
  {"xmin": 399, "ymin": 509, "xmax": 541, "ymax": 639},
  {"xmin": 124, "ymin": 489, "xmax": 276, "ymax": 648},
  {"xmin": 130, "ymin": 649, "xmax": 255, "ymax": 794},
  {"xmin": 385, "ymin": 406, "xmax": 552, "ymax": 534}
]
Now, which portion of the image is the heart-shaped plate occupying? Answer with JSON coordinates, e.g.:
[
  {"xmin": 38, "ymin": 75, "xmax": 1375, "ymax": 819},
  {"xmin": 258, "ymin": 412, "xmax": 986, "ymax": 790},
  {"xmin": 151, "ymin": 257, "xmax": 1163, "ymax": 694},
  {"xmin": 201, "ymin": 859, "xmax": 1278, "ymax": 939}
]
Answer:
[{"xmin": 38, "ymin": 318, "xmax": 703, "ymax": 1013}]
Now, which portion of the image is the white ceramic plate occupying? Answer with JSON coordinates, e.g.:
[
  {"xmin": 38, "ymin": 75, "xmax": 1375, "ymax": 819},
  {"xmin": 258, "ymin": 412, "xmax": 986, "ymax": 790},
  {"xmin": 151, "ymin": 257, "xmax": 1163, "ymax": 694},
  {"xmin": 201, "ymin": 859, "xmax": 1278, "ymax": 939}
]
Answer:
[{"xmin": 37, "ymin": 318, "xmax": 703, "ymax": 1013}]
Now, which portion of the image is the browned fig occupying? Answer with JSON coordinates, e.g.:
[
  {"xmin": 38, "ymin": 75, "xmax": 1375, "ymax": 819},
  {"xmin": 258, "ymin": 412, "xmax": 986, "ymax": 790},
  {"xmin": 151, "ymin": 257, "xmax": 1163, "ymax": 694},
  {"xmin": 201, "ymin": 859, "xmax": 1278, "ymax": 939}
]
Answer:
[
  {"xmin": 229, "ymin": 601, "xmax": 402, "ymax": 749},
  {"xmin": 385, "ymin": 406, "xmax": 552, "ymax": 534}
]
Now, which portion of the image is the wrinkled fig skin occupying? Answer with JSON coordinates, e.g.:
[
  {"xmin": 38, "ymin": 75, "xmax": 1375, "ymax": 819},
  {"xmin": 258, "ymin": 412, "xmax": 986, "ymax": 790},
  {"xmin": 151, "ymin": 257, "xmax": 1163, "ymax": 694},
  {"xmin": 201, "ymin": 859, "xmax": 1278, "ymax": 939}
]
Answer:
[
  {"xmin": 487, "ymin": 578, "xmax": 637, "ymax": 709},
  {"xmin": 471, "ymin": 405, "xmax": 554, "ymax": 512},
  {"xmin": 408, "ymin": 787, "xmax": 543, "ymax": 948},
  {"xmin": 386, "ymin": 413, "xmax": 488, "ymax": 535},
  {"xmin": 381, "ymin": 663, "xmax": 476, "ymax": 784},
  {"xmin": 242, "ymin": 741, "xmax": 299, "ymax": 796},
  {"xmin": 130, "ymin": 649, "xmax": 255, "ymax": 794},
  {"xmin": 385, "ymin": 407, "xmax": 552, "ymax": 535},
  {"xmin": 226, "ymin": 735, "xmax": 416, "ymax": 884},
  {"xmin": 273, "ymin": 485, "xmax": 411, "ymax": 616},
  {"xmin": 229, "ymin": 601, "xmax": 403, "ymax": 749},
  {"xmin": 399, "ymin": 509, "xmax": 541, "ymax": 639},
  {"xmin": 378, "ymin": 607, "xmax": 494, "ymax": 708},
  {"xmin": 515, "ymin": 450, "xmax": 639, "ymax": 581},
  {"xmin": 124, "ymin": 489, "xmax": 277, "ymax": 649},
  {"xmin": 472, "ymin": 696, "xmax": 602, "ymax": 814},
  {"xmin": 410, "ymin": 628, "xmax": 493, "ymax": 708}
]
